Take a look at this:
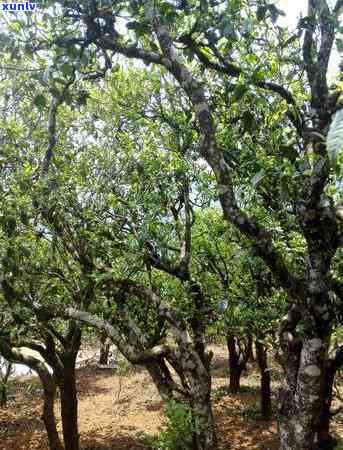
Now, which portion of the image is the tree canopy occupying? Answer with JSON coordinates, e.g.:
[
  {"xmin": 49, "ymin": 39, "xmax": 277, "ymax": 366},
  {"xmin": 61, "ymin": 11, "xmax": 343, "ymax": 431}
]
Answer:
[{"xmin": 0, "ymin": 1, "xmax": 343, "ymax": 450}]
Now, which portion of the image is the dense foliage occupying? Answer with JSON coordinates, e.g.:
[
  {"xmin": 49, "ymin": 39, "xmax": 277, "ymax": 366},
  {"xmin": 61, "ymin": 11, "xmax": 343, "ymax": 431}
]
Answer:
[{"xmin": 0, "ymin": 1, "xmax": 342, "ymax": 450}]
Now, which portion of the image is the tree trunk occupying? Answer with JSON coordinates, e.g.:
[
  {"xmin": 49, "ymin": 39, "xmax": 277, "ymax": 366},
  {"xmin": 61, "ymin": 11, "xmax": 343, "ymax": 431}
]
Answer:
[
  {"xmin": 278, "ymin": 335, "xmax": 330, "ymax": 450},
  {"xmin": 146, "ymin": 361, "xmax": 175, "ymax": 402},
  {"xmin": 187, "ymin": 365, "xmax": 217, "ymax": 450},
  {"xmin": 315, "ymin": 363, "xmax": 337, "ymax": 450},
  {"xmin": 59, "ymin": 359, "xmax": 79, "ymax": 450},
  {"xmin": 191, "ymin": 392, "xmax": 217, "ymax": 450},
  {"xmin": 99, "ymin": 333, "xmax": 110, "ymax": 366},
  {"xmin": 255, "ymin": 340, "xmax": 272, "ymax": 420},
  {"xmin": 147, "ymin": 356, "xmax": 217, "ymax": 450},
  {"xmin": 40, "ymin": 377, "xmax": 64, "ymax": 450},
  {"xmin": 227, "ymin": 334, "xmax": 244, "ymax": 393},
  {"xmin": 180, "ymin": 346, "xmax": 217, "ymax": 450},
  {"xmin": 247, "ymin": 335, "xmax": 254, "ymax": 362},
  {"xmin": 229, "ymin": 364, "xmax": 243, "ymax": 393},
  {"xmin": 0, "ymin": 360, "xmax": 12, "ymax": 408}
]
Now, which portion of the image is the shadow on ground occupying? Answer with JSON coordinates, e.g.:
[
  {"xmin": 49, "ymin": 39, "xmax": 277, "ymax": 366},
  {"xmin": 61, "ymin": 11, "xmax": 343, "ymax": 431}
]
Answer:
[
  {"xmin": 76, "ymin": 366, "xmax": 116, "ymax": 398},
  {"xmin": 81, "ymin": 430, "xmax": 149, "ymax": 450},
  {"xmin": 211, "ymin": 355, "xmax": 229, "ymax": 378},
  {"xmin": 213, "ymin": 389, "xmax": 279, "ymax": 450},
  {"xmin": 0, "ymin": 404, "xmax": 48, "ymax": 450}
]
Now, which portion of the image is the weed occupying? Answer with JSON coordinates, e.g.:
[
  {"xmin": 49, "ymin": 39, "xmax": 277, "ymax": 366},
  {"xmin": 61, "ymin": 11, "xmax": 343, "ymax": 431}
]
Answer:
[
  {"xmin": 145, "ymin": 400, "xmax": 194, "ymax": 450},
  {"xmin": 269, "ymin": 369, "xmax": 284, "ymax": 382},
  {"xmin": 242, "ymin": 401, "xmax": 260, "ymax": 420},
  {"xmin": 25, "ymin": 381, "xmax": 42, "ymax": 395}
]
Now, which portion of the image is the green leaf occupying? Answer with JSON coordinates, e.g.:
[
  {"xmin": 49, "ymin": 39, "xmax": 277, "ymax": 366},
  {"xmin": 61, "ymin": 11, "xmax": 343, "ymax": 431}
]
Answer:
[
  {"xmin": 242, "ymin": 111, "xmax": 254, "ymax": 131},
  {"xmin": 9, "ymin": 21, "xmax": 22, "ymax": 33},
  {"xmin": 127, "ymin": 20, "xmax": 150, "ymax": 36},
  {"xmin": 327, "ymin": 109, "xmax": 343, "ymax": 163},
  {"xmin": 4, "ymin": 216, "xmax": 16, "ymax": 237},
  {"xmin": 90, "ymin": 271, "xmax": 113, "ymax": 284},
  {"xmin": 33, "ymin": 93, "xmax": 47, "ymax": 110},
  {"xmin": 233, "ymin": 84, "xmax": 248, "ymax": 101},
  {"xmin": 336, "ymin": 38, "xmax": 343, "ymax": 53},
  {"xmin": 77, "ymin": 90, "xmax": 90, "ymax": 106},
  {"xmin": 60, "ymin": 63, "xmax": 74, "ymax": 77},
  {"xmin": 257, "ymin": 5, "xmax": 267, "ymax": 21}
]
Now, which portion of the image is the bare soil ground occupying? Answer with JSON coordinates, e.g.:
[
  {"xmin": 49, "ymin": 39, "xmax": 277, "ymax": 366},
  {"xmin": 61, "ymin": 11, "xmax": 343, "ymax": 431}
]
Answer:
[{"xmin": 0, "ymin": 345, "xmax": 341, "ymax": 450}]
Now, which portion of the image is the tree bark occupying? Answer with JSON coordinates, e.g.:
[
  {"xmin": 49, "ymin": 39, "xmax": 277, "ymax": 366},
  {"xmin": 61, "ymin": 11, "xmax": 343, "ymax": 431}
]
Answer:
[
  {"xmin": 146, "ymin": 361, "xmax": 176, "ymax": 402},
  {"xmin": 99, "ymin": 332, "xmax": 110, "ymax": 366},
  {"xmin": 229, "ymin": 365, "xmax": 242, "ymax": 393},
  {"xmin": 315, "ymin": 357, "xmax": 339, "ymax": 450},
  {"xmin": 0, "ymin": 360, "xmax": 12, "ymax": 408},
  {"xmin": 255, "ymin": 340, "xmax": 272, "ymax": 420},
  {"xmin": 191, "ymin": 391, "xmax": 217, "ymax": 450},
  {"xmin": 227, "ymin": 334, "xmax": 248, "ymax": 393},
  {"xmin": 148, "ymin": 353, "xmax": 217, "ymax": 450},
  {"xmin": 40, "ymin": 376, "xmax": 64, "ymax": 450},
  {"xmin": 278, "ymin": 335, "xmax": 331, "ymax": 450},
  {"xmin": 176, "ymin": 346, "xmax": 217, "ymax": 450},
  {"xmin": 315, "ymin": 376, "xmax": 336, "ymax": 450},
  {"xmin": 188, "ymin": 367, "xmax": 217, "ymax": 450},
  {"xmin": 247, "ymin": 336, "xmax": 255, "ymax": 362},
  {"xmin": 0, "ymin": 340, "xmax": 63, "ymax": 450},
  {"xmin": 59, "ymin": 357, "xmax": 79, "ymax": 450}
]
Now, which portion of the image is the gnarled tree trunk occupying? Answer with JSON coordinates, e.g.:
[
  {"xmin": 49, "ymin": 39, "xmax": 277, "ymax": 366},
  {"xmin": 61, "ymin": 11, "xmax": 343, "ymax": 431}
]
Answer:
[
  {"xmin": 227, "ymin": 334, "xmax": 251, "ymax": 393},
  {"xmin": 146, "ymin": 360, "xmax": 176, "ymax": 401},
  {"xmin": 191, "ymin": 391, "xmax": 217, "ymax": 450},
  {"xmin": 278, "ymin": 334, "xmax": 331, "ymax": 450},
  {"xmin": 183, "ymin": 349, "xmax": 217, "ymax": 450},
  {"xmin": 0, "ymin": 340, "xmax": 63, "ymax": 450}
]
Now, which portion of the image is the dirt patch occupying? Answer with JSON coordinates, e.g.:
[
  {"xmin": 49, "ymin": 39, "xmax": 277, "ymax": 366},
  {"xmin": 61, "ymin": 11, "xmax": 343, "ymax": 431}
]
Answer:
[{"xmin": 0, "ymin": 345, "xmax": 341, "ymax": 450}]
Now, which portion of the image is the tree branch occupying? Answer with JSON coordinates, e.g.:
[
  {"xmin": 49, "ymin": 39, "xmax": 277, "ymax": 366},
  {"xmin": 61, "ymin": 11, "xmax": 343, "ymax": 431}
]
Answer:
[
  {"xmin": 62, "ymin": 307, "xmax": 173, "ymax": 364},
  {"xmin": 41, "ymin": 79, "xmax": 75, "ymax": 175},
  {"xmin": 183, "ymin": 37, "xmax": 300, "ymax": 109},
  {"xmin": 334, "ymin": 0, "xmax": 343, "ymax": 15},
  {"xmin": 304, "ymin": 0, "xmax": 335, "ymax": 108},
  {"xmin": 59, "ymin": 6, "xmax": 303, "ymax": 298},
  {"xmin": 151, "ymin": 16, "xmax": 303, "ymax": 298}
]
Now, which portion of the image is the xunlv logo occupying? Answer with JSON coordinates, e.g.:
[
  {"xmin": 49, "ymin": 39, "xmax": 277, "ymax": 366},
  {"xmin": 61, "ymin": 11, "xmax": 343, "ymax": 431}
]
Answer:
[{"xmin": 0, "ymin": 2, "xmax": 37, "ymax": 11}]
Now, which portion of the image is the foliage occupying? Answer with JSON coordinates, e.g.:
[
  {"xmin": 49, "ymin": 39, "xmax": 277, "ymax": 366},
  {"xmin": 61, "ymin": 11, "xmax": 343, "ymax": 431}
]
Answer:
[
  {"xmin": 146, "ymin": 400, "xmax": 194, "ymax": 450},
  {"xmin": 0, "ymin": 0, "xmax": 342, "ymax": 448},
  {"xmin": 334, "ymin": 440, "xmax": 343, "ymax": 450},
  {"xmin": 242, "ymin": 401, "xmax": 260, "ymax": 420}
]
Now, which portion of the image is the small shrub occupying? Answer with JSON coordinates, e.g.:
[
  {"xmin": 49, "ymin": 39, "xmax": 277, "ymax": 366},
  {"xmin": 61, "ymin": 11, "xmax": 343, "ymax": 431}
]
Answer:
[
  {"xmin": 25, "ymin": 381, "xmax": 42, "ymax": 395},
  {"xmin": 242, "ymin": 401, "xmax": 260, "ymax": 420},
  {"xmin": 115, "ymin": 358, "xmax": 132, "ymax": 375},
  {"xmin": 269, "ymin": 368, "xmax": 283, "ymax": 382},
  {"xmin": 146, "ymin": 400, "xmax": 194, "ymax": 450}
]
